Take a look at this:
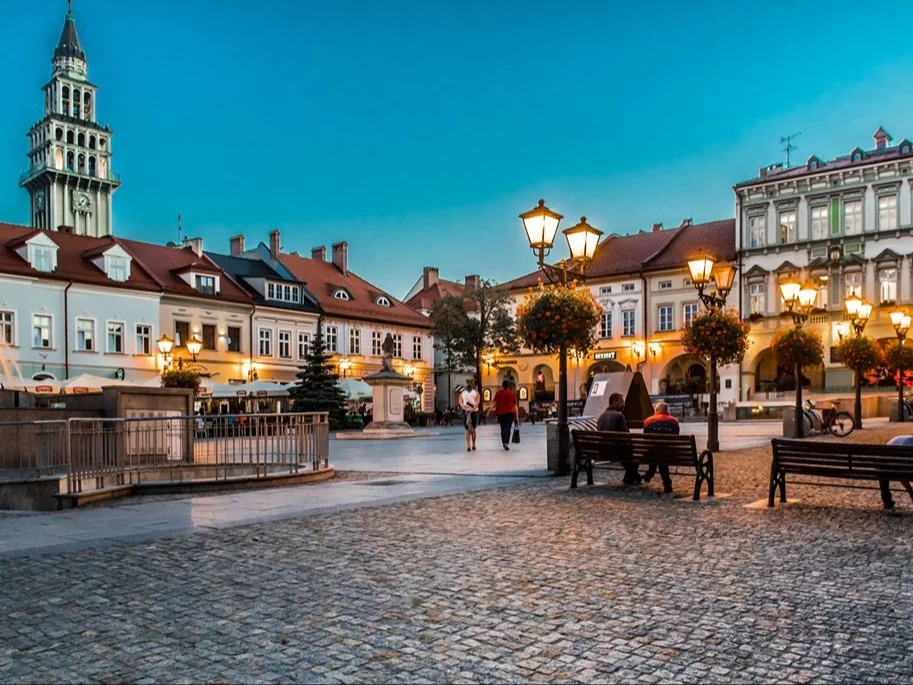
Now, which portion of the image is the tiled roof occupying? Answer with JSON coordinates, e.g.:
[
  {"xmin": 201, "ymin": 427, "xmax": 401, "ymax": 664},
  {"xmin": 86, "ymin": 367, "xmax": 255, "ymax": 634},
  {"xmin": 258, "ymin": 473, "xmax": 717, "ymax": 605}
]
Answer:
[
  {"xmin": 206, "ymin": 251, "xmax": 322, "ymax": 314},
  {"xmin": 404, "ymin": 278, "xmax": 466, "ymax": 311},
  {"xmin": 117, "ymin": 238, "xmax": 252, "ymax": 304},
  {"xmin": 643, "ymin": 219, "xmax": 736, "ymax": 270},
  {"xmin": 278, "ymin": 252, "xmax": 432, "ymax": 329},
  {"xmin": 0, "ymin": 222, "xmax": 161, "ymax": 293}
]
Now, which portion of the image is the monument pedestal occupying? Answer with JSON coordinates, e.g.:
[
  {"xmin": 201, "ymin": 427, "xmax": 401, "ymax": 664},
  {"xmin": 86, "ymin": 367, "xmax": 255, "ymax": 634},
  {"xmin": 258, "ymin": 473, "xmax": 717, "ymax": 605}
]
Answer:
[{"xmin": 335, "ymin": 369, "xmax": 436, "ymax": 440}]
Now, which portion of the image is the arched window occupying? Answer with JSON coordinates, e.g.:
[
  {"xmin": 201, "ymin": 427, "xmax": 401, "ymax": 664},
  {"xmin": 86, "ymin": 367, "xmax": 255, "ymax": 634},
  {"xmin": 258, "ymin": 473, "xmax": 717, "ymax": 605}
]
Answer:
[
  {"xmin": 98, "ymin": 138, "xmax": 107, "ymax": 149},
  {"xmin": 66, "ymin": 130, "xmax": 74, "ymax": 144},
  {"xmin": 77, "ymin": 153, "xmax": 85, "ymax": 173},
  {"xmin": 66, "ymin": 151, "xmax": 74, "ymax": 171},
  {"xmin": 72, "ymin": 89, "xmax": 81, "ymax": 117},
  {"xmin": 62, "ymin": 86, "xmax": 69, "ymax": 114},
  {"xmin": 77, "ymin": 132, "xmax": 85, "ymax": 147},
  {"xmin": 88, "ymin": 135, "xmax": 96, "ymax": 149},
  {"xmin": 88, "ymin": 156, "xmax": 96, "ymax": 176},
  {"xmin": 83, "ymin": 92, "xmax": 92, "ymax": 118},
  {"xmin": 333, "ymin": 289, "xmax": 351, "ymax": 300},
  {"xmin": 376, "ymin": 296, "xmax": 391, "ymax": 307}
]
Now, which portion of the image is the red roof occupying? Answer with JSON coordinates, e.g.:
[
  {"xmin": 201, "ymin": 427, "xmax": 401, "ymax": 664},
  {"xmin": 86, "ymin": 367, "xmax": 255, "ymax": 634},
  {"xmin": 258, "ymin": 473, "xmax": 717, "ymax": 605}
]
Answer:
[
  {"xmin": 279, "ymin": 252, "xmax": 432, "ymax": 328},
  {"xmin": 405, "ymin": 278, "xmax": 466, "ymax": 311},
  {"xmin": 0, "ymin": 222, "xmax": 161, "ymax": 293},
  {"xmin": 643, "ymin": 219, "xmax": 736, "ymax": 270}
]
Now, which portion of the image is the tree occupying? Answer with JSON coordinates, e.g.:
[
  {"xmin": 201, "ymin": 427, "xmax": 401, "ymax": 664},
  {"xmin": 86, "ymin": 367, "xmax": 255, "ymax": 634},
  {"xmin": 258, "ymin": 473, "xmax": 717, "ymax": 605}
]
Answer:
[
  {"xmin": 772, "ymin": 327, "xmax": 824, "ymax": 438},
  {"xmin": 836, "ymin": 335, "xmax": 883, "ymax": 429},
  {"xmin": 681, "ymin": 308, "xmax": 751, "ymax": 367},
  {"xmin": 430, "ymin": 279, "xmax": 519, "ymax": 391},
  {"xmin": 288, "ymin": 323, "xmax": 348, "ymax": 429}
]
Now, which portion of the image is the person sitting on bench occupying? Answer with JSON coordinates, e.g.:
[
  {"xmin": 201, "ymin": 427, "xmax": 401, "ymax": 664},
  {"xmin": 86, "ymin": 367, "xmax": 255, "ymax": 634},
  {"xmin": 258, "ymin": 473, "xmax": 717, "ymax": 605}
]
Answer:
[
  {"xmin": 641, "ymin": 401, "xmax": 679, "ymax": 493},
  {"xmin": 596, "ymin": 392, "xmax": 641, "ymax": 485}
]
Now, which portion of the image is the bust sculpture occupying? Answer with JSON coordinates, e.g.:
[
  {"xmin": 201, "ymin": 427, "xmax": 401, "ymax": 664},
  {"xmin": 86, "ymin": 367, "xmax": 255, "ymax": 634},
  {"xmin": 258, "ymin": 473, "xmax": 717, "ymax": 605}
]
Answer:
[{"xmin": 381, "ymin": 332, "xmax": 395, "ymax": 372}]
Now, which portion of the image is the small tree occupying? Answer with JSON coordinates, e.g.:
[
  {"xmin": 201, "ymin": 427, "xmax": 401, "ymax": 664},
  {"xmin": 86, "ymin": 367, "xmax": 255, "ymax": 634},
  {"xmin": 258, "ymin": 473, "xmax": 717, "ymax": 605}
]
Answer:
[
  {"xmin": 516, "ymin": 282, "xmax": 602, "ymax": 356},
  {"xmin": 885, "ymin": 341, "xmax": 913, "ymax": 421},
  {"xmin": 681, "ymin": 308, "xmax": 751, "ymax": 368},
  {"xmin": 836, "ymin": 335, "xmax": 882, "ymax": 429},
  {"xmin": 288, "ymin": 325, "xmax": 348, "ymax": 429},
  {"xmin": 772, "ymin": 327, "xmax": 824, "ymax": 438}
]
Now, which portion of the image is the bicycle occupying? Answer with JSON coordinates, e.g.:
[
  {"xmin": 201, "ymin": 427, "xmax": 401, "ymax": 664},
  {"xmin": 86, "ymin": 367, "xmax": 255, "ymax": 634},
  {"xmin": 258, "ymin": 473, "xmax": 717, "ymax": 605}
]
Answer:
[{"xmin": 802, "ymin": 399, "xmax": 855, "ymax": 438}]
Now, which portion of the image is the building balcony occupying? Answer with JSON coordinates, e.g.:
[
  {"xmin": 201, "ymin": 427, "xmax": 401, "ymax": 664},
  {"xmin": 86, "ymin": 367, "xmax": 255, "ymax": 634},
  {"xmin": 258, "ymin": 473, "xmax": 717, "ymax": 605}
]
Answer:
[{"xmin": 19, "ymin": 163, "xmax": 121, "ymax": 185}]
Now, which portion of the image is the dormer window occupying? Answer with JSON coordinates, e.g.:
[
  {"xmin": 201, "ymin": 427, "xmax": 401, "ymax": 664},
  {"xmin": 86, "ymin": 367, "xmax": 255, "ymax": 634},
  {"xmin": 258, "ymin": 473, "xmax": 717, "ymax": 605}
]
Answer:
[
  {"xmin": 195, "ymin": 275, "xmax": 216, "ymax": 295},
  {"xmin": 107, "ymin": 256, "xmax": 128, "ymax": 282},
  {"xmin": 850, "ymin": 148, "xmax": 865, "ymax": 163},
  {"xmin": 266, "ymin": 282, "xmax": 300, "ymax": 303},
  {"xmin": 31, "ymin": 246, "xmax": 55, "ymax": 272},
  {"xmin": 376, "ymin": 296, "xmax": 392, "ymax": 307},
  {"xmin": 334, "ymin": 289, "xmax": 351, "ymax": 301}
]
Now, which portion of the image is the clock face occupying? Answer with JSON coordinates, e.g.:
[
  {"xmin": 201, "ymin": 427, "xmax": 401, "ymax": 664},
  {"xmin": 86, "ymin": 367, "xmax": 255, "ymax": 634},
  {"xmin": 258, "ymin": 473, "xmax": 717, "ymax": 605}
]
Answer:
[{"xmin": 74, "ymin": 193, "xmax": 90, "ymax": 211}]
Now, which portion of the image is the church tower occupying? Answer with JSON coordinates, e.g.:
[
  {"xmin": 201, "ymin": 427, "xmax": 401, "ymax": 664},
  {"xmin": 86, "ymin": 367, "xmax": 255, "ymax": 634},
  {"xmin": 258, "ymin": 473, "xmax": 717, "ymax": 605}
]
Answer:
[{"xmin": 19, "ymin": 3, "xmax": 121, "ymax": 236}]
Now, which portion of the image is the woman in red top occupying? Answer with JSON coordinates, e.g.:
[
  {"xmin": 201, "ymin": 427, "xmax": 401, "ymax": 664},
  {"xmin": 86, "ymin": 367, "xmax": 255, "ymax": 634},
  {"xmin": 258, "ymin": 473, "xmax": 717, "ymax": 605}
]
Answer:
[{"xmin": 490, "ymin": 380, "xmax": 519, "ymax": 450}]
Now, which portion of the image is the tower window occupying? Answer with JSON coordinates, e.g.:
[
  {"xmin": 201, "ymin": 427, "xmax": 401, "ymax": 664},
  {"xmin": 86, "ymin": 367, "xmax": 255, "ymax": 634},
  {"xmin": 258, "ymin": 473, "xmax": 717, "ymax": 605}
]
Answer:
[
  {"xmin": 89, "ymin": 135, "xmax": 96, "ymax": 149},
  {"xmin": 66, "ymin": 151, "xmax": 74, "ymax": 171},
  {"xmin": 72, "ymin": 89, "xmax": 81, "ymax": 117},
  {"xmin": 99, "ymin": 138, "xmax": 107, "ymax": 149},
  {"xmin": 66, "ymin": 130, "xmax": 74, "ymax": 144},
  {"xmin": 55, "ymin": 128, "xmax": 63, "ymax": 142},
  {"xmin": 88, "ymin": 157, "xmax": 96, "ymax": 177},
  {"xmin": 84, "ymin": 92, "xmax": 92, "ymax": 119},
  {"xmin": 77, "ymin": 154, "xmax": 85, "ymax": 173},
  {"xmin": 77, "ymin": 133, "xmax": 85, "ymax": 147}
]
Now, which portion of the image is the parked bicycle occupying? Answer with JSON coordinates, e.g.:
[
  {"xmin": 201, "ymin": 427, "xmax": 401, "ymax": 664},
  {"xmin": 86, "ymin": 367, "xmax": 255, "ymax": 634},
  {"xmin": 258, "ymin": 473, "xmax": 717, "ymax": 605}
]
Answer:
[{"xmin": 802, "ymin": 399, "xmax": 855, "ymax": 437}]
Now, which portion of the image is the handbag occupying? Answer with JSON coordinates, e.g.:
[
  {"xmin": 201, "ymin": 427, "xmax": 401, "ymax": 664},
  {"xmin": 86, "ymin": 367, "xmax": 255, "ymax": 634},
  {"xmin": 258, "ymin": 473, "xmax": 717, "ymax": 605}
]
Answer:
[{"xmin": 511, "ymin": 423, "xmax": 521, "ymax": 444}]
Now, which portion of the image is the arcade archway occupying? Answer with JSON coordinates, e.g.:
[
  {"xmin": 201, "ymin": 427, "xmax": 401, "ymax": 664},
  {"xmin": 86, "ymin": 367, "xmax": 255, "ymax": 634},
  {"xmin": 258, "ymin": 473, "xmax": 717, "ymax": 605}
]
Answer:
[{"xmin": 659, "ymin": 355, "xmax": 708, "ymax": 395}]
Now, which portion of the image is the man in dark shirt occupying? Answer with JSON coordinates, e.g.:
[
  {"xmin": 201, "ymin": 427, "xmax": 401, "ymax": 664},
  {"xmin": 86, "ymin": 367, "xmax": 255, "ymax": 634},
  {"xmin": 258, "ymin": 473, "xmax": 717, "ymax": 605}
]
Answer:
[
  {"xmin": 642, "ymin": 401, "xmax": 679, "ymax": 493},
  {"xmin": 596, "ymin": 392, "xmax": 641, "ymax": 485}
]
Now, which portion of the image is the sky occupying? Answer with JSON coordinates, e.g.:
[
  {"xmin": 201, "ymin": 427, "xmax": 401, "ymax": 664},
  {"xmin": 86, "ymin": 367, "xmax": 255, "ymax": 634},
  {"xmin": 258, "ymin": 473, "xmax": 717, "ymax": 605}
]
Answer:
[{"xmin": 3, "ymin": 1, "xmax": 913, "ymax": 299}]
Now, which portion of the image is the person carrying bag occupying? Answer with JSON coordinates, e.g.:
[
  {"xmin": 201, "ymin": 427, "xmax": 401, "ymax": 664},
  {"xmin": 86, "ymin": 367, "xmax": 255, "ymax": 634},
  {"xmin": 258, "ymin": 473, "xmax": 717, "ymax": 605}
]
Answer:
[
  {"xmin": 511, "ymin": 422, "xmax": 520, "ymax": 444},
  {"xmin": 490, "ymin": 380, "xmax": 520, "ymax": 451}
]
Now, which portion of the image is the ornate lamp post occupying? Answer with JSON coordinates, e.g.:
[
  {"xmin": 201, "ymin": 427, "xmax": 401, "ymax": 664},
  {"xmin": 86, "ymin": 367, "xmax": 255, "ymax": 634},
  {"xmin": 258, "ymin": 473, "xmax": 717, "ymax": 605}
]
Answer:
[
  {"xmin": 339, "ymin": 358, "xmax": 352, "ymax": 378},
  {"xmin": 685, "ymin": 253, "xmax": 737, "ymax": 452},
  {"xmin": 156, "ymin": 334, "xmax": 175, "ymax": 373},
  {"xmin": 520, "ymin": 200, "xmax": 603, "ymax": 476},
  {"xmin": 890, "ymin": 309, "xmax": 911, "ymax": 422},
  {"xmin": 843, "ymin": 294, "xmax": 872, "ymax": 429},
  {"xmin": 186, "ymin": 336, "xmax": 203, "ymax": 363},
  {"xmin": 778, "ymin": 278, "xmax": 818, "ymax": 438},
  {"xmin": 157, "ymin": 333, "xmax": 202, "ymax": 373}
]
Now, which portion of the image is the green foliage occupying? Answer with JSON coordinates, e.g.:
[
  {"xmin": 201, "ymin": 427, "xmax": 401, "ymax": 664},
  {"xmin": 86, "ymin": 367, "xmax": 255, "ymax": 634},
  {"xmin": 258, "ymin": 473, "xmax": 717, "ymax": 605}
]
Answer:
[
  {"xmin": 836, "ymin": 335, "xmax": 882, "ymax": 372},
  {"xmin": 161, "ymin": 368, "xmax": 200, "ymax": 391},
  {"xmin": 515, "ymin": 283, "xmax": 602, "ymax": 356},
  {"xmin": 884, "ymin": 341, "xmax": 913, "ymax": 372},
  {"xmin": 772, "ymin": 327, "xmax": 824, "ymax": 369},
  {"xmin": 288, "ymin": 324, "xmax": 348, "ymax": 429},
  {"xmin": 681, "ymin": 307, "xmax": 751, "ymax": 366},
  {"xmin": 430, "ymin": 280, "xmax": 519, "ymax": 389}
]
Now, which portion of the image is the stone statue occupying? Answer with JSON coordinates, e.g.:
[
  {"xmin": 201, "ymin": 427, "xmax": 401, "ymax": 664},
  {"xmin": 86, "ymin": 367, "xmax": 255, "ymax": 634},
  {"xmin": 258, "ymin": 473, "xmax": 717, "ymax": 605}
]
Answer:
[{"xmin": 381, "ymin": 333, "xmax": 395, "ymax": 372}]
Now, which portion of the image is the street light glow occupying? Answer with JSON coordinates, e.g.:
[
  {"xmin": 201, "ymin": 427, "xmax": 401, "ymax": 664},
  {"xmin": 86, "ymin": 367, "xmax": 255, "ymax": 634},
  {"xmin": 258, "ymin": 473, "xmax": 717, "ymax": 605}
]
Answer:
[{"xmin": 519, "ymin": 199, "xmax": 563, "ymax": 252}]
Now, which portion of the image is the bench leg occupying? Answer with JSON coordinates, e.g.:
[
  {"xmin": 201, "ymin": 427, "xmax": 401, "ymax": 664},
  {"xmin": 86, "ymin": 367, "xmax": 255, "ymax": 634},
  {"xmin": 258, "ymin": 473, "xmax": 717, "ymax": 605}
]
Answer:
[
  {"xmin": 903, "ymin": 481, "xmax": 913, "ymax": 502},
  {"xmin": 586, "ymin": 461, "xmax": 594, "ymax": 486},
  {"xmin": 571, "ymin": 460, "xmax": 580, "ymax": 489},
  {"xmin": 693, "ymin": 450, "xmax": 714, "ymax": 501},
  {"xmin": 768, "ymin": 456, "xmax": 785, "ymax": 507},
  {"xmin": 879, "ymin": 480, "xmax": 896, "ymax": 510}
]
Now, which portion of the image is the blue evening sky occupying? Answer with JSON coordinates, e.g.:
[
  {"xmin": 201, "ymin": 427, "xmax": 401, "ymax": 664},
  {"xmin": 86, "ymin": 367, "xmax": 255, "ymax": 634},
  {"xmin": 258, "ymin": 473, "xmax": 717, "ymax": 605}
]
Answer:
[{"xmin": 3, "ymin": 1, "xmax": 913, "ymax": 298}]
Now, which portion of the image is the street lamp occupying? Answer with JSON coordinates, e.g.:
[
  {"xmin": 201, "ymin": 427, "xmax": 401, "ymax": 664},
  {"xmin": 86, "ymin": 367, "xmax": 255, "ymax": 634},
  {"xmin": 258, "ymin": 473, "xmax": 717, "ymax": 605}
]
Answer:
[
  {"xmin": 778, "ymin": 278, "xmax": 818, "ymax": 438},
  {"xmin": 844, "ymin": 295, "xmax": 873, "ymax": 429},
  {"xmin": 339, "ymin": 358, "xmax": 352, "ymax": 378},
  {"xmin": 157, "ymin": 334, "xmax": 175, "ymax": 370},
  {"xmin": 890, "ymin": 309, "xmax": 911, "ymax": 422},
  {"xmin": 186, "ymin": 336, "xmax": 203, "ymax": 362},
  {"xmin": 520, "ymin": 200, "xmax": 603, "ymax": 476},
  {"xmin": 686, "ymin": 253, "xmax": 737, "ymax": 452}
]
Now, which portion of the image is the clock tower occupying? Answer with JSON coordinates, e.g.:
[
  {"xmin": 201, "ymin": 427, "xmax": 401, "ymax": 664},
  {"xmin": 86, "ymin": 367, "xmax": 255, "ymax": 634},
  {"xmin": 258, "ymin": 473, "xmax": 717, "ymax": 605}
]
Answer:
[{"xmin": 19, "ymin": 3, "xmax": 121, "ymax": 237}]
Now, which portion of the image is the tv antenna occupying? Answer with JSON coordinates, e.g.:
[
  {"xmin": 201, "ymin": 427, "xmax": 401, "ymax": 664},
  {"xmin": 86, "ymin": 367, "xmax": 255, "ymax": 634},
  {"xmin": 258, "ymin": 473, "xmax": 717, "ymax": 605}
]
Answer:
[
  {"xmin": 780, "ymin": 132, "xmax": 801, "ymax": 167},
  {"xmin": 176, "ymin": 214, "xmax": 184, "ymax": 243}
]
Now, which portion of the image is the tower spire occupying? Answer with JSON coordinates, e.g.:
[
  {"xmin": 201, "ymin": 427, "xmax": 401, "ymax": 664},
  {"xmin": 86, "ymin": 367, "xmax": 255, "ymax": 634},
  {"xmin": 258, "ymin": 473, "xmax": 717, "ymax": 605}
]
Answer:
[{"xmin": 55, "ymin": 0, "xmax": 85, "ymax": 62}]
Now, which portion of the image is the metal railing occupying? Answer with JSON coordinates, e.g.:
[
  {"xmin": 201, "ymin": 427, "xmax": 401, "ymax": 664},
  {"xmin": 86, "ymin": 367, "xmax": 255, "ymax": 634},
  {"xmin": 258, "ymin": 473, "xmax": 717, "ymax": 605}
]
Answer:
[{"xmin": 0, "ymin": 419, "xmax": 69, "ymax": 480}]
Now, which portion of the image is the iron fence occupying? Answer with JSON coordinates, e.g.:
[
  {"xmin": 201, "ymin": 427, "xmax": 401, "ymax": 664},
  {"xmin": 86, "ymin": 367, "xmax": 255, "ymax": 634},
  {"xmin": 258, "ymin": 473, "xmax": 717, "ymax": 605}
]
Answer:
[{"xmin": 0, "ymin": 419, "xmax": 69, "ymax": 480}]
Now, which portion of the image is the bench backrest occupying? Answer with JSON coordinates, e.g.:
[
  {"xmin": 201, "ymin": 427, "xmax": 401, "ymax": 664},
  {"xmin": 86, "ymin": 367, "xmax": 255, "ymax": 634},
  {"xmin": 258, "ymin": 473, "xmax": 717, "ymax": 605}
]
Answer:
[
  {"xmin": 572, "ymin": 430, "xmax": 699, "ymax": 466},
  {"xmin": 771, "ymin": 438, "xmax": 913, "ymax": 479}
]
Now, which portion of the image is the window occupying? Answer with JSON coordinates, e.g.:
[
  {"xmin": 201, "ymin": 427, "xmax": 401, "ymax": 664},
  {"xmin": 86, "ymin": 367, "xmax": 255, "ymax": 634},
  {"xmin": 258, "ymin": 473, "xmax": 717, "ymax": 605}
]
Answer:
[
  {"xmin": 599, "ymin": 311, "xmax": 612, "ymax": 339},
  {"xmin": 658, "ymin": 305, "xmax": 673, "ymax": 332},
  {"xmin": 0, "ymin": 311, "xmax": 14, "ymax": 345},
  {"xmin": 393, "ymin": 334, "xmax": 403, "ymax": 357},
  {"xmin": 659, "ymin": 281, "xmax": 672, "ymax": 290},
  {"xmin": 31, "ymin": 246, "xmax": 55, "ymax": 272},
  {"xmin": 298, "ymin": 332, "xmax": 310, "ymax": 359},
  {"xmin": 748, "ymin": 215, "xmax": 766, "ymax": 248},
  {"xmin": 278, "ymin": 330, "xmax": 291, "ymax": 359},
  {"xmin": 259, "ymin": 328, "xmax": 272, "ymax": 356},
  {"xmin": 845, "ymin": 271, "xmax": 863, "ymax": 299},
  {"xmin": 136, "ymin": 324, "xmax": 151, "ymax": 355},
  {"xmin": 815, "ymin": 276, "xmax": 829, "ymax": 310},
  {"xmin": 878, "ymin": 196, "xmax": 898, "ymax": 231},
  {"xmin": 599, "ymin": 286, "xmax": 612, "ymax": 295},
  {"xmin": 372, "ymin": 331, "xmax": 383, "ymax": 356},
  {"xmin": 749, "ymin": 283, "xmax": 766, "ymax": 315},
  {"xmin": 412, "ymin": 336, "xmax": 423, "ymax": 360},
  {"xmin": 622, "ymin": 283, "xmax": 635, "ymax": 292},
  {"xmin": 683, "ymin": 303, "xmax": 699, "ymax": 328},
  {"xmin": 779, "ymin": 211, "xmax": 796, "ymax": 244},
  {"xmin": 195, "ymin": 275, "xmax": 216, "ymax": 295},
  {"xmin": 202, "ymin": 324, "xmax": 216, "ymax": 350},
  {"xmin": 174, "ymin": 320, "xmax": 190, "ymax": 347},
  {"xmin": 844, "ymin": 200, "xmax": 862, "ymax": 235},
  {"xmin": 810, "ymin": 205, "xmax": 829, "ymax": 240},
  {"xmin": 880, "ymin": 268, "xmax": 898, "ymax": 304},
  {"xmin": 683, "ymin": 278, "xmax": 692, "ymax": 288},
  {"xmin": 107, "ymin": 256, "xmax": 127, "ymax": 282},
  {"xmin": 349, "ymin": 329, "xmax": 361, "ymax": 355},
  {"xmin": 376, "ymin": 296, "xmax": 391, "ymax": 307},
  {"xmin": 333, "ymin": 289, "xmax": 350, "ymax": 300},
  {"xmin": 227, "ymin": 326, "xmax": 241, "ymax": 353},
  {"xmin": 107, "ymin": 322, "xmax": 124, "ymax": 353},
  {"xmin": 266, "ymin": 282, "xmax": 300, "ymax": 303},
  {"xmin": 622, "ymin": 310, "xmax": 635, "ymax": 337},
  {"xmin": 76, "ymin": 318, "xmax": 94, "ymax": 351},
  {"xmin": 32, "ymin": 314, "xmax": 51, "ymax": 348},
  {"xmin": 267, "ymin": 283, "xmax": 275, "ymax": 299},
  {"xmin": 325, "ymin": 326, "xmax": 338, "ymax": 353}
]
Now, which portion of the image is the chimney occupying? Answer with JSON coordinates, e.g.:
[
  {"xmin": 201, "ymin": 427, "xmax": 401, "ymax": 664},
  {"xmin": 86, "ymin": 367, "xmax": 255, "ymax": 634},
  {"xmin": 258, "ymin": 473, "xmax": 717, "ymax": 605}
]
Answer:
[
  {"xmin": 186, "ymin": 237, "xmax": 203, "ymax": 257},
  {"xmin": 311, "ymin": 245, "xmax": 326, "ymax": 261},
  {"xmin": 874, "ymin": 127, "xmax": 892, "ymax": 150},
  {"xmin": 229, "ymin": 234, "xmax": 245, "ymax": 256},
  {"xmin": 269, "ymin": 229, "xmax": 281, "ymax": 261},
  {"xmin": 331, "ymin": 241, "xmax": 348, "ymax": 275},
  {"xmin": 680, "ymin": 218, "xmax": 693, "ymax": 228},
  {"xmin": 651, "ymin": 223, "xmax": 663, "ymax": 233},
  {"xmin": 464, "ymin": 274, "xmax": 480, "ymax": 291},
  {"xmin": 423, "ymin": 266, "xmax": 439, "ymax": 290}
]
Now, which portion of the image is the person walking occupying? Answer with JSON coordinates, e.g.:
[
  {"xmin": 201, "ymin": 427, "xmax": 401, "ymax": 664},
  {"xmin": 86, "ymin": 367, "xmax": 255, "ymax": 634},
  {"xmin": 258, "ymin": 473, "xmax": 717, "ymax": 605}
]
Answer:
[
  {"xmin": 596, "ymin": 392, "xmax": 641, "ymax": 485},
  {"xmin": 459, "ymin": 379, "xmax": 481, "ymax": 451},
  {"xmin": 490, "ymin": 379, "xmax": 520, "ymax": 450},
  {"xmin": 642, "ymin": 401, "xmax": 679, "ymax": 493}
]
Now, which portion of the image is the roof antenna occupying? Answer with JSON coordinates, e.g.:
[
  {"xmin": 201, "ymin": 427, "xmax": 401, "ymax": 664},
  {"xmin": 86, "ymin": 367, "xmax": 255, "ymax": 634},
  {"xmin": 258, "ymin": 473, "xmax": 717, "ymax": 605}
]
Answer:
[
  {"xmin": 67, "ymin": 0, "xmax": 73, "ymax": 15},
  {"xmin": 176, "ymin": 214, "xmax": 184, "ymax": 244},
  {"xmin": 780, "ymin": 132, "xmax": 801, "ymax": 168}
]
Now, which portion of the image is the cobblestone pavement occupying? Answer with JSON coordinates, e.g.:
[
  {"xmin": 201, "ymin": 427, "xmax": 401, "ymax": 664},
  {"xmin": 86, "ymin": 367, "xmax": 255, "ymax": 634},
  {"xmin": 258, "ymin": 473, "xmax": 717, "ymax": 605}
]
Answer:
[{"xmin": 3, "ymin": 427, "xmax": 913, "ymax": 683}]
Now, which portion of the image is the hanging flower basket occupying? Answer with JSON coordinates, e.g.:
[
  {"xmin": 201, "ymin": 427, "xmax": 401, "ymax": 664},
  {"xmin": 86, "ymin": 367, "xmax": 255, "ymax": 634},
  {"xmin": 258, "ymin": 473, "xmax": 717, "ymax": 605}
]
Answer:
[
  {"xmin": 516, "ymin": 282, "xmax": 602, "ymax": 355},
  {"xmin": 884, "ymin": 341, "xmax": 913, "ymax": 373},
  {"xmin": 681, "ymin": 308, "xmax": 750, "ymax": 366},
  {"xmin": 836, "ymin": 335, "xmax": 882, "ymax": 373},
  {"xmin": 161, "ymin": 368, "xmax": 201, "ymax": 392},
  {"xmin": 771, "ymin": 327, "xmax": 824, "ymax": 369}
]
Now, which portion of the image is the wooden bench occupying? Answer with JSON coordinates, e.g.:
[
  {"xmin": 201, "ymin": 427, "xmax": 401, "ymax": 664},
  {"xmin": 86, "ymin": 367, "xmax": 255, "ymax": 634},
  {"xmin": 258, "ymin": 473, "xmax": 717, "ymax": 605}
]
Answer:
[
  {"xmin": 769, "ymin": 439, "xmax": 913, "ymax": 509},
  {"xmin": 570, "ymin": 430, "xmax": 714, "ymax": 500}
]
